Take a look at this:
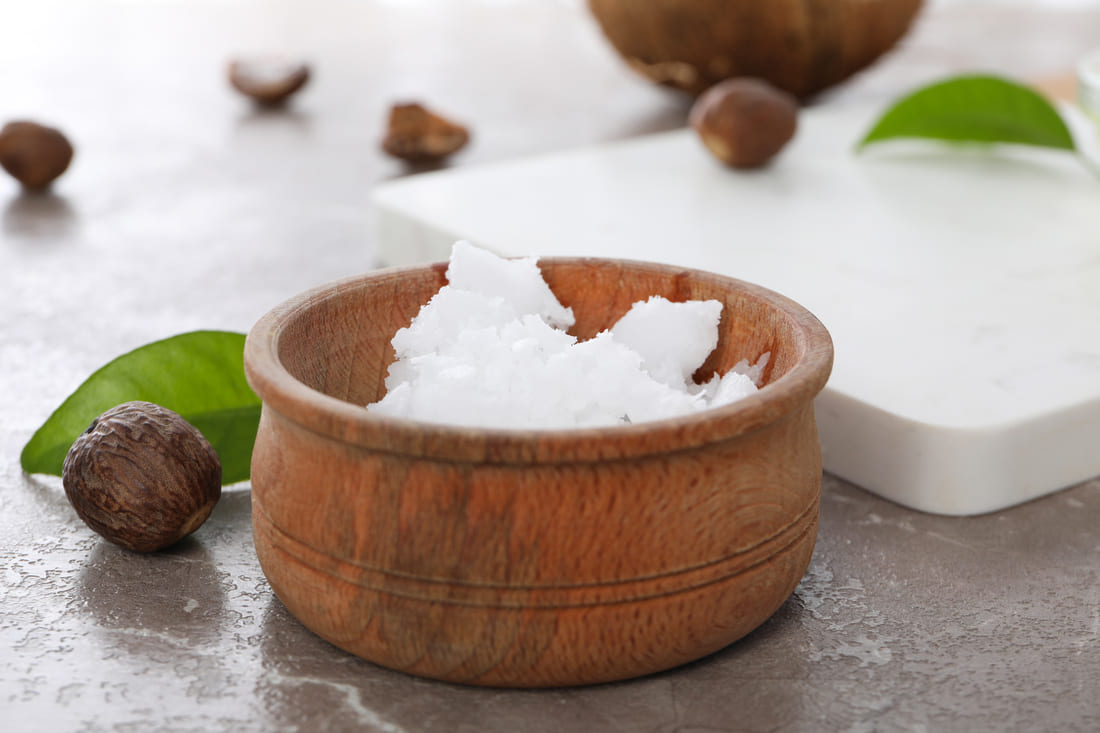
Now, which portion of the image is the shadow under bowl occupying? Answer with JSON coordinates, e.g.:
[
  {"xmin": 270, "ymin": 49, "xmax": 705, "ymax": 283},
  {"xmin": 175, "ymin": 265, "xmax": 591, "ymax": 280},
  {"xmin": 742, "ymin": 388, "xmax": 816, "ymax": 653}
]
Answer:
[{"xmin": 243, "ymin": 257, "xmax": 833, "ymax": 687}]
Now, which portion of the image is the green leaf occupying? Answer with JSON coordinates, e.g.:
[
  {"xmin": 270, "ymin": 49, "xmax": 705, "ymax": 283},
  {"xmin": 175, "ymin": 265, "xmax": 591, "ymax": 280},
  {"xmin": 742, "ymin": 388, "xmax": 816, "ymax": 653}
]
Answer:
[
  {"xmin": 858, "ymin": 74, "xmax": 1076, "ymax": 152},
  {"xmin": 21, "ymin": 331, "xmax": 260, "ymax": 484}
]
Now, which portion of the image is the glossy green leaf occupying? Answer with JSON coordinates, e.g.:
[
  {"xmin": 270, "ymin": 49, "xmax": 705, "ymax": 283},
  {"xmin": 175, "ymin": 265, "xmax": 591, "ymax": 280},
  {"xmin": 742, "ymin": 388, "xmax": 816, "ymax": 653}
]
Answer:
[
  {"xmin": 858, "ymin": 74, "xmax": 1076, "ymax": 152},
  {"xmin": 21, "ymin": 331, "xmax": 260, "ymax": 484}
]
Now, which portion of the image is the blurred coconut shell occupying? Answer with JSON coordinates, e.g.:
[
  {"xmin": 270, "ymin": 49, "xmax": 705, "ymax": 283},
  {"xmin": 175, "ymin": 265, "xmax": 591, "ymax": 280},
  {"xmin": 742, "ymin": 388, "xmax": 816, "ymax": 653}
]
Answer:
[{"xmin": 587, "ymin": 0, "xmax": 924, "ymax": 98}]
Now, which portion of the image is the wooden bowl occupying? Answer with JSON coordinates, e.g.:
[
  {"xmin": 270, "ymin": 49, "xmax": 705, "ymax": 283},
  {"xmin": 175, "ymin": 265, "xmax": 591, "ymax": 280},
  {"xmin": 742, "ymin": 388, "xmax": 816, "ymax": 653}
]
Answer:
[
  {"xmin": 243, "ymin": 258, "xmax": 833, "ymax": 687},
  {"xmin": 587, "ymin": 0, "xmax": 924, "ymax": 98}
]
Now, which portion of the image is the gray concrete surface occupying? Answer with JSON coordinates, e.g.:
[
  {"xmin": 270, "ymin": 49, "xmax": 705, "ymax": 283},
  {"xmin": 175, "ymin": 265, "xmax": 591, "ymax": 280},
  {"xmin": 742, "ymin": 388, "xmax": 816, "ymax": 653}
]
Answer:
[{"xmin": 2, "ymin": 1, "xmax": 1099, "ymax": 730}]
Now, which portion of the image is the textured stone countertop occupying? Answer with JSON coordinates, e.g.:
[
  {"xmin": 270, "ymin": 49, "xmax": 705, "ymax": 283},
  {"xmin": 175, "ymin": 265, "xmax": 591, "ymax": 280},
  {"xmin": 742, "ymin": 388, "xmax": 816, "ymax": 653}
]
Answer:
[{"xmin": 2, "ymin": 1, "xmax": 1099, "ymax": 731}]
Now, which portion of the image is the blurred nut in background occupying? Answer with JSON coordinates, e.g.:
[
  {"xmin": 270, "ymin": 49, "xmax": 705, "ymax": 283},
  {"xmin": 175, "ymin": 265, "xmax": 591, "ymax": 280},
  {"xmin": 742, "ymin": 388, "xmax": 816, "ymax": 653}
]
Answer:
[
  {"xmin": 0, "ymin": 121, "xmax": 75, "ymax": 191},
  {"xmin": 690, "ymin": 78, "xmax": 798, "ymax": 169},
  {"xmin": 228, "ymin": 57, "xmax": 311, "ymax": 105},
  {"xmin": 382, "ymin": 102, "xmax": 470, "ymax": 163},
  {"xmin": 587, "ymin": 0, "xmax": 923, "ymax": 99}
]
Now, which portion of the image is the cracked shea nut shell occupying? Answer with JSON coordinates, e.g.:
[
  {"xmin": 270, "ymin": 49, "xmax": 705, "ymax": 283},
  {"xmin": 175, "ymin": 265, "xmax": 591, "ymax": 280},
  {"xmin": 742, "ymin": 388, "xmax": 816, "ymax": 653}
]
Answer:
[
  {"xmin": 690, "ymin": 78, "xmax": 798, "ymax": 169},
  {"xmin": 62, "ymin": 401, "xmax": 222, "ymax": 553},
  {"xmin": 228, "ymin": 57, "xmax": 310, "ymax": 104},
  {"xmin": 0, "ymin": 120, "xmax": 74, "ymax": 190},
  {"xmin": 382, "ymin": 102, "xmax": 470, "ymax": 163}
]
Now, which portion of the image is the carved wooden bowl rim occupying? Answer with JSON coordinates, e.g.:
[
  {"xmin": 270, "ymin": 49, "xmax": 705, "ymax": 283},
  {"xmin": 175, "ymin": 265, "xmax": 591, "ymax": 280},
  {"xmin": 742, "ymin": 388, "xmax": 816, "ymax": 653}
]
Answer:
[{"xmin": 244, "ymin": 257, "xmax": 834, "ymax": 465}]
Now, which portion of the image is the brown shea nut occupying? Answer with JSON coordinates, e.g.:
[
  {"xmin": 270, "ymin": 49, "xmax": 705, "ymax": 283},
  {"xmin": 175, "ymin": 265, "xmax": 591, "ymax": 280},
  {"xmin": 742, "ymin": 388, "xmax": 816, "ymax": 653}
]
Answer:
[
  {"xmin": 382, "ymin": 102, "xmax": 470, "ymax": 163},
  {"xmin": 228, "ymin": 57, "xmax": 310, "ymax": 105},
  {"xmin": 0, "ymin": 120, "xmax": 75, "ymax": 190},
  {"xmin": 62, "ymin": 401, "xmax": 222, "ymax": 553},
  {"xmin": 689, "ymin": 78, "xmax": 799, "ymax": 169}
]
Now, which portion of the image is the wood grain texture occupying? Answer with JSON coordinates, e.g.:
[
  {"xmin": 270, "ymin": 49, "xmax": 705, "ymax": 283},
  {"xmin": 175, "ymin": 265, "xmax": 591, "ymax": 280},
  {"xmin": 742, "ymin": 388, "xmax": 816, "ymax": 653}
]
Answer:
[
  {"xmin": 586, "ymin": 0, "xmax": 924, "ymax": 98},
  {"xmin": 244, "ymin": 258, "xmax": 833, "ymax": 686}
]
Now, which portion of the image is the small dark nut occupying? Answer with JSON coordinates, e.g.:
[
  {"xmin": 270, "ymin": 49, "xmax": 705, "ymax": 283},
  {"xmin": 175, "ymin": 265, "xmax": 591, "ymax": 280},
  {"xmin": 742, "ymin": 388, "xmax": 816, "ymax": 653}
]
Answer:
[
  {"xmin": 689, "ymin": 78, "xmax": 798, "ymax": 169},
  {"xmin": 0, "ymin": 120, "xmax": 75, "ymax": 190},
  {"xmin": 62, "ymin": 401, "xmax": 222, "ymax": 553},
  {"xmin": 228, "ymin": 57, "xmax": 310, "ymax": 105},
  {"xmin": 382, "ymin": 102, "xmax": 470, "ymax": 163}
]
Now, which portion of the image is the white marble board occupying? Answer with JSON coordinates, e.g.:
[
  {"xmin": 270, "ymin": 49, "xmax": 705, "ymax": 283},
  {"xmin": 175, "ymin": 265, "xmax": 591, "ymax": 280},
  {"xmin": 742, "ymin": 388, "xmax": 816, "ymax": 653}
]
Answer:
[{"xmin": 371, "ymin": 103, "xmax": 1100, "ymax": 515}]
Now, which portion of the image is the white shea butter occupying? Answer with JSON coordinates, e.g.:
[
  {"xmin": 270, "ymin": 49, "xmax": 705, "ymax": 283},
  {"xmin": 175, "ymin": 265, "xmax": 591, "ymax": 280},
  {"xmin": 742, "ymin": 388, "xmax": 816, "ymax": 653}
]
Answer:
[{"xmin": 367, "ymin": 242, "xmax": 768, "ymax": 429}]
